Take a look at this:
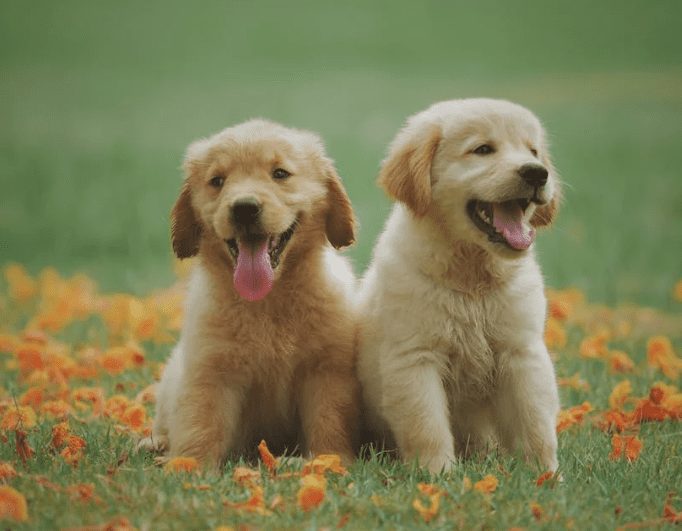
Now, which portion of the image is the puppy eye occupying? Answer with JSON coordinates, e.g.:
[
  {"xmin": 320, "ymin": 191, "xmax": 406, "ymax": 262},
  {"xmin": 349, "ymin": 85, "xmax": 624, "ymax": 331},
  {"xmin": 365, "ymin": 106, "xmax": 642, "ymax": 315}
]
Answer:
[
  {"xmin": 272, "ymin": 168, "xmax": 291, "ymax": 180},
  {"xmin": 209, "ymin": 175, "xmax": 225, "ymax": 188},
  {"xmin": 472, "ymin": 144, "xmax": 495, "ymax": 155},
  {"xmin": 530, "ymin": 147, "xmax": 538, "ymax": 157}
]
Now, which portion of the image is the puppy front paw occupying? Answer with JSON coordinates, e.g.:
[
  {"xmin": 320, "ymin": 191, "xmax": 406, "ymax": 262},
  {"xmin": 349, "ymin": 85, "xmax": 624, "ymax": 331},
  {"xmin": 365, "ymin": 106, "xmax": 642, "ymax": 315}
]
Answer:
[
  {"xmin": 137, "ymin": 434, "xmax": 169, "ymax": 454},
  {"xmin": 419, "ymin": 452, "xmax": 456, "ymax": 474}
]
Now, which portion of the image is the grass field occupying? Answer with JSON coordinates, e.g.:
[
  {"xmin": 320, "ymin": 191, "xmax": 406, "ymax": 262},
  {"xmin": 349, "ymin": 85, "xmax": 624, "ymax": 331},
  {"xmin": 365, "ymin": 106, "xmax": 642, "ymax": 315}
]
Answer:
[{"xmin": 1, "ymin": 1, "xmax": 681, "ymax": 529}]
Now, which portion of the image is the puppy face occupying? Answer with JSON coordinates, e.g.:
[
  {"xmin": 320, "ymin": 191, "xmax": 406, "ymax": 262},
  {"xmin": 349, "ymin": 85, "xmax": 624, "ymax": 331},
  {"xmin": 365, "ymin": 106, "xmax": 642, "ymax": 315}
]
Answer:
[
  {"xmin": 380, "ymin": 99, "xmax": 560, "ymax": 257},
  {"xmin": 172, "ymin": 120, "xmax": 355, "ymax": 301}
]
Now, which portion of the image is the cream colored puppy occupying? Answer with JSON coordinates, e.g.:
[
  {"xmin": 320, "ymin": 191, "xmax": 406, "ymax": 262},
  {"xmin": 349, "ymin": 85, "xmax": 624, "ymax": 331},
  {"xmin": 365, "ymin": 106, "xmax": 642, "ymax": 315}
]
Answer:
[
  {"xmin": 357, "ymin": 99, "xmax": 561, "ymax": 473},
  {"xmin": 139, "ymin": 119, "xmax": 360, "ymax": 467}
]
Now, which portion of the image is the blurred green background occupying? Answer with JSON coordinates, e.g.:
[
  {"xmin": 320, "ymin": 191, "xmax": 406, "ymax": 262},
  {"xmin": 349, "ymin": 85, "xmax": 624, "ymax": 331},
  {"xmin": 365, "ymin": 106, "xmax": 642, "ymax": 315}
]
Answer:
[{"xmin": 1, "ymin": 0, "xmax": 680, "ymax": 307}]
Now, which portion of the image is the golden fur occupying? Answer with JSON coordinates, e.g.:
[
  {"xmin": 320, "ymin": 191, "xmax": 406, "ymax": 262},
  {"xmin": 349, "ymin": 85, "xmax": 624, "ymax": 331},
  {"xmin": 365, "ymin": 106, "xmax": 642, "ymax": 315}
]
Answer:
[
  {"xmin": 140, "ymin": 119, "xmax": 360, "ymax": 467},
  {"xmin": 357, "ymin": 99, "xmax": 562, "ymax": 473}
]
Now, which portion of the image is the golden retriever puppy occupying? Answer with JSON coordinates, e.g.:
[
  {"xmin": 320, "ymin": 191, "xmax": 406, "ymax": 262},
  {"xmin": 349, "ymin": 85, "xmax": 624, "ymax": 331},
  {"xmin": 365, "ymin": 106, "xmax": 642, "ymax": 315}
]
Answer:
[
  {"xmin": 357, "ymin": 99, "xmax": 561, "ymax": 473},
  {"xmin": 139, "ymin": 119, "xmax": 360, "ymax": 467}
]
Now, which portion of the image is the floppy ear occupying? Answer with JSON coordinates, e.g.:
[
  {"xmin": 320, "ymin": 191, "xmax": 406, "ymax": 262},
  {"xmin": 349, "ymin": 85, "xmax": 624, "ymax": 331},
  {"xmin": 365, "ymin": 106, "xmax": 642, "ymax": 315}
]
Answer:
[
  {"xmin": 530, "ymin": 153, "xmax": 561, "ymax": 228},
  {"xmin": 378, "ymin": 121, "xmax": 441, "ymax": 216},
  {"xmin": 325, "ymin": 164, "xmax": 356, "ymax": 249},
  {"xmin": 171, "ymin": 182, "xmax": 202, "ymax": 258}
]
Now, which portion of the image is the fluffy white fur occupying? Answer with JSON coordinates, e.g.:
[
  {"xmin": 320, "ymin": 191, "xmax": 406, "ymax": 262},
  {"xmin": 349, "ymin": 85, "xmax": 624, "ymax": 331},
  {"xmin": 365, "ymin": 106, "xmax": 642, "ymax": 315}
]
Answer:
[{"xmin": 357, "ymin": 99, "xmax": 561, "ymax": 473}]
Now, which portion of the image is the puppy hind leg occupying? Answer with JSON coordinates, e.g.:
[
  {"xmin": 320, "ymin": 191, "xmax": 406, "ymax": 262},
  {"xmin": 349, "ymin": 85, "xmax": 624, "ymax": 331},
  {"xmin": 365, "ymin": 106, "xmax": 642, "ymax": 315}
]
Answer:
[
  {"xmin": 381, "ymin": 357, "xmax": 455, "ymax": 473},
  {"xmin": 169, "ymin": 381, "xmax": 246, "ymax": 470},
  {"xmin": 298, "ymin": 368, "xmax": 361, "ymax": 464}
]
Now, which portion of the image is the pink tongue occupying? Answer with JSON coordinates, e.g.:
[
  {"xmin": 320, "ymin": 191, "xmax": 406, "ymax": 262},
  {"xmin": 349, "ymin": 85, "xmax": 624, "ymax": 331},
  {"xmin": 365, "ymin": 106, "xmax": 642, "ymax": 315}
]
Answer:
[
  {"xmin": 233, "ymin": 240, "xmax": 274, "ymax": 301},
  {"xmin": 492, "ymin": 202, "xmax": 536, "ymax": 251}
]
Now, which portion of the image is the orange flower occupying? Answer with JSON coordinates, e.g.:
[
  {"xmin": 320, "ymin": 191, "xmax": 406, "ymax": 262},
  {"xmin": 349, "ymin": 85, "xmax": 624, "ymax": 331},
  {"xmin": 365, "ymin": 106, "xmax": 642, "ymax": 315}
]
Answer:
[
  {"xmin": 474, "ymin": 474, "xmax": 499, "ymax": 494},
  {"xmin": 297, "ymin": 474, "xmax": 326, "ymax": 511},
  {"xmin": 16, "ymin": 346, "xmax": 44, "ymax": 374},
  {"xmin": 302, "ymin": 454, "xmax": 347, "ymax": 476},
  {"xmin": 608, "ymin": 350, "xmax": 635, "ymax": 373},
  {"xmin": 530, "ymin": 501, "xmax": 544, "ymax": 521},
  {"xmin": 0, "ymin": 462, "xmax": 17, "ymax": 481},
  {"xmin": 599, "ymin": 409, "xmax": 633, "ymax": 432},
  {"xmin": 0, "ymin": 485, "xmax": 28, "ymax": 521},
  {"xmin": 104, "ymin": 395, "xmax": 132, "ymax": 420},
  {"xmin": 535, "ymin": 471, "xmax": 555, "ymax": 487},
  {"xmin": 51, "ymin": 421, "xmax": 70, "ymax": 449},
  {"xmin": 579, "ymin": 331, "xmax": 610, "ymax": 359},
  {"xmin": 412, "ymin": 483, "xmax": 443, "ymax": 522},
  {"xmin": 129, "ymin": 298, "xmax": 159, "ymax": 341},
  {"xmin": 4, "ymin": 264, "xmax": 37, "ymax": 302},
  {"xmin": 0, "ymin": 406, "xmax": 37, "ymax": 431},
  {"xmin": 40, "ymin": 400, "xmax": 71, "ymax": 419},
  {"xmin": 632, "ymin": 398, "xmax": 669, "ymax": 423},
  {"xmin": 0, "ymin": 335, "xmax": 18, "ymax": 354},
  {"xmin": 135, "ymin": 383, "xmax": 157, "ymax": 404},
  {"xmin": 71, "ymin": 387, "xmax": 104, "ymax": 416},
  {"xmin": 60, "ymin": 435, "xmax": 86, "ymax": 466},
  {"xmin": 19, "ymin": 387, "xmax": 44, "ymax": 409},
  {"xmin": 544, "ymin": 317, "xmax": 567, "ymax": 350},
  {"xmin": 99, "ymin": 344, "xmax": 145, "ymax": 375},
  {"xmin": 165, "ymin": 457, "xmax": 199, "ymax": 473},
  {"xmin": 257, "ymin": 440, "xmax": 277, "ymax": 474},
  {"xmin": 608, "ymin": 380, "xmax": 632, "ymax": 410},
  {"xmin": 673, "ymin": 280, "xmax": 682, "ymax": 302},
  {"xmin": 546, "ymin": 288, "xmax": 583, "ymax": 320},
  {"xmin": 646, "ymin": 336, "xmax": 681, "ymax": 380},
  {"xmin": 609, "ymin": 434, "xmax": 642, "ymax": 462},
  {"xmin": 232, "ymin": 466, "xmax": 261, "ymax": 486},
  {"xmin": 226, "ymin": 485, "xmax": 269, "ymax": 515},
  {"xmin": 664, "ymin": 493, "xmax": 682, "ymax": 523},
  {"xmin": 557, "ymin": 373, "xmax": 589, "ymax": 391},
  {"xmin": 120, "ymin": 404, "xmax": 147, "ymax": 431},
  {"xmin": 556, "ymin": 401, "xmax": 593, "ymax": 432},
  {"xmin": 66, "ymin": 483, "xmax": 97, "ymax": 503},
  {"xmin": 662, "ymin": 392, "xmax": 682, "ymax": 419}
]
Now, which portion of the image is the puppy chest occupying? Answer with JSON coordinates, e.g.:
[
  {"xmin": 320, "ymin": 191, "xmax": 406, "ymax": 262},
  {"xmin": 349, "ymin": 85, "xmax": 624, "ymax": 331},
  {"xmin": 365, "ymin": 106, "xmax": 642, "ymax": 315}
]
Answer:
[{"xmin": 437, "ymin": 300, "xmax": 503, "ymax": 398}]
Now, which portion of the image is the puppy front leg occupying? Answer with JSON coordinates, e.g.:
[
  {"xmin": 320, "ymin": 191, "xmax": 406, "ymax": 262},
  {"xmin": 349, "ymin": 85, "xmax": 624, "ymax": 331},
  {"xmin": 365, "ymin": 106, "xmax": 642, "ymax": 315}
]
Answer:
[
  {"xmin": 169, "ymin": 377, "xmax": 246, "ymax": 470},
  {"xmin": 298, "ymin": 366, "xmax": 360, "ymax": 464},
  {"xmin": 494, "ymin": 344, "xmax": 559, "ymax": 471},
  {"xmin": 381, "ymin": 356, "xmax": 454, "ymax": 473}
]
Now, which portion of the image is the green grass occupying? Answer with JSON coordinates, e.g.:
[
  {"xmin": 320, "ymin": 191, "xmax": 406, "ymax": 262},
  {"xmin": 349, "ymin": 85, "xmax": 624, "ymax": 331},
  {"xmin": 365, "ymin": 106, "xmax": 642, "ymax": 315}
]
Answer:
[
  {"xmin": 0, "ymin": 291, "xmax": 680, "ymax": 529},
  {"xmin": 1, "ymin": 1, "xmax": 681, "ymax": 529}
]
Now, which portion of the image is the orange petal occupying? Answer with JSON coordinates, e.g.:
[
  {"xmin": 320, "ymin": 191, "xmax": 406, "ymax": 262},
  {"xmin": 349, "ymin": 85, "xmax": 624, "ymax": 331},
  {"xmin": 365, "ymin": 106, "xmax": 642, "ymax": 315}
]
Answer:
[
  {"xmin": 1, "ymin": 406, "xmax": 37, "ymax": 431},
  {"xmin": 0, "ymin": 485, "xmax": 28, "ymax": 521},
  {"xmin": 0, "ymin": 462, "xmax": 17, "ymax": 481},
  {"xmin": 232, "ymin": 466, "xmax": 261, "ymax": 486},
  {"xmin": 608, "ymin": 380, "xmax": 632, "ymax": 410},
  {"xmin": 257, "ymin": 440, "xmax": 277, "ymax": 474},
  {"xmin": 165, "ymin": 457, "xmax": 199, "ymax": 474},
  {"xmin": 302, "ymin": 454, "xmax": 347, "ymax": 476},
  {"xmin": 474, "ymin": 474, "xmax": 499, "ymax": 494},
  {"xmin": 297, "ymin": 474, "xmax": 326, "ymax": 511}
]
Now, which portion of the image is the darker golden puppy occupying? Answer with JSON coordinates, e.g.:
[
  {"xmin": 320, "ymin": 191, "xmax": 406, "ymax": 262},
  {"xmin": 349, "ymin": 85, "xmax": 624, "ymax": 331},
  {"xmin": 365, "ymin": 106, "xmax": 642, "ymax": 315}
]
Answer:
[{"xmin": 140, "ymin": 119, "xmax": 360, "ymax": 467}]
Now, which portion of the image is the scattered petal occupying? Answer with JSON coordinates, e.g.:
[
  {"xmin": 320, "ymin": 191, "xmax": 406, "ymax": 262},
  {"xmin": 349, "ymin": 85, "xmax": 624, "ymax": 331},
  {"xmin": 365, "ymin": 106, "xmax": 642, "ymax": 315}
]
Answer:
[
  {"xmin": 0, "ymin": 485, "xmax": 28, "ymax": 521},
  {"xmin": 474, "ymin": 474, "xmax": 499, "ymax": 494},
  {"xmin": 165, "ymin": 457, "xmax": 199, "ymax": 474},
  {"xmin": 297, "ymin": 474, "xmax": 326, "ymax": 511},
  {"xmin": 257, "ymin": 440, "xmax": 277, "ymax": 474}
]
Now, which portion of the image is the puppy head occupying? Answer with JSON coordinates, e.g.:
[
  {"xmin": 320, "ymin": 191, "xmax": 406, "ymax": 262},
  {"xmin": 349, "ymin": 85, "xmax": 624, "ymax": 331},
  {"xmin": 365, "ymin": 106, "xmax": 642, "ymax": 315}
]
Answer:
[
  {"xmin": 172, "ymin": 119, "xmax": 355, "ymax": 301},
  {"xmin": 379, "ymin": 98, "xmax": 560, "ymax": 257}
]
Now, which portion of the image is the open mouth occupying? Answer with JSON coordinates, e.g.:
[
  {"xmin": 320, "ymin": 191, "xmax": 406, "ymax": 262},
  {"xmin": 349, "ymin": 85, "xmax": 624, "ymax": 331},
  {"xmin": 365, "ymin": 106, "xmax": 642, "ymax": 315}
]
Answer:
[
  {"xmin": 223, "ymin": 219, "xmax": 297, "ymax": 302},
  {"xmin": 466, "ymin": 198, "xmax": 536, "ymax": 252},
  {"xmin": 225, "ymin": 220, "xmax": 296, "ymax": 270}
]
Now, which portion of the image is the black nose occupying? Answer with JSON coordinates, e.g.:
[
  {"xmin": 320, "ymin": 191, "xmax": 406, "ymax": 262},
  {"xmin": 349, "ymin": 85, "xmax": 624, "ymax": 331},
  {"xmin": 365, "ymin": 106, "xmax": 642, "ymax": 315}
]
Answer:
[
  {"xmin": 519, "ymin": 163, "xmax": 548, "ymax": 187},
  {"xmin": 231, "ymin": 197, "xmax": 262, "ymax": 225}
]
